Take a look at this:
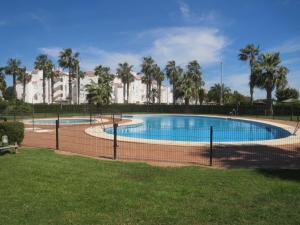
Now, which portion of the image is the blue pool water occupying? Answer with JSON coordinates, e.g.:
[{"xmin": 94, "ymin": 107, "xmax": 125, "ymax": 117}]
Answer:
[
  {"xmin": 105, "ymin": 115, "xmax": 291, "ymax": 142},
  {"xmin": 33, "ymin": 118, "xmax": 95, "ymax": 125}
]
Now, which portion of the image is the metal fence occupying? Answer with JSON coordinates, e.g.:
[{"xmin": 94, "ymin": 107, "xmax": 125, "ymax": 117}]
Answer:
[{"xmin": 18, "ymin": 112, "xmax": 300, "ymax": 169}]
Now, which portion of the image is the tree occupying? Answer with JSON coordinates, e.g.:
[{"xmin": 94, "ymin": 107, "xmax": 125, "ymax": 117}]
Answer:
[
  {"xmin": 276, "ymin": 88, "xmax": 299, "ymax": 102},
  {"xmin": 198, "ymin": 88, "xmax": 206, "ymax": 105},
  {"xmin": 207, "ymin": 83, "xmax": 231, "ymax": 104},
  {"xmin": 17, "ymin": 67, "xmax": 32, "ymax": 102},
  {"xmin": 4, "ymin": 58, "xmax": 21, "ymax": 97},
  {"xmin": 165, "ymin": 60, "xmax": 182, "ymax": 105},
  {"xmin": 47, "ymin": 68, "xmax": 60, "ymax": 103},
  {"xmin": 141, "ymin": 57, "xmax": 155, "ymax": 104},
  {"xmin": 86, "ymin": 65, "xmax": 113, "ymax": 106},
  {"xmin": 58, "ymin": 48, "xmax": 80, "ymax": 104},
  {"xmin": 117, "ymin": 62, "xmax": 134, "ymax": 103},
  {"xmin": 186, "ymin": 60, "xmax": 204, "ymax": 104},
  {"xmin": 239, "ymin": 44, "xmax": 260, "ymax": 103},
  {"xmin": 253, "ymin": 52, "xmax": 288, "ymax": 113},
  {"xmin": 0, "ymin": 68, "xmax": 7, "ymax": 97},
  {"xmin": 181, "ymin": 73, "xmax": 196, "ymax": 105},
  {"xmin": 152, "ymin": 64, "xmax": 164, "ymax": 104},
  {"xmin": 227, "ymin": 91, "xmax": 250, "ymax": 104},
  {"xmin": 34, "ymin": 54, "xmax": 53, "ymax": 103}
]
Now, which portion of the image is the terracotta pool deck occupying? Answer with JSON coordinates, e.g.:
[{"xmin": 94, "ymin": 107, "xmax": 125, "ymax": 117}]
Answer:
[{"xmin": 22, "ymin": 116, "xmax": 300, "ymax": 168}]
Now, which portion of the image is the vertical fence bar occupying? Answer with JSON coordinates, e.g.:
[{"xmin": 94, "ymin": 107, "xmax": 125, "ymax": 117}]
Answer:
[
  {"xmin": 113, "ymin": 123, "xmax": 118, "ymax": 160},
  {"xmin": 56, "ymin": 119, "xmax": 59, "ymax": 150},
  {"xmin": 90, "ymin": 109, "xmax": 92, "ymax": 125},
  {"xmin": 210, "ymin": 126, "xmax": 213, "ymax": 166}
]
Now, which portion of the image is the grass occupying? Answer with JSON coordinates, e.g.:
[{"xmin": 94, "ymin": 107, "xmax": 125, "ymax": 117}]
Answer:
[{"xmin": 0, "ymin": 148, "xmax": 300, "ymax": 225}]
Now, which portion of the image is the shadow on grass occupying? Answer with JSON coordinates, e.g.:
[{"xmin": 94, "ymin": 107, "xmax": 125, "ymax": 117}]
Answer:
[
  {"xmin": 198, "ymin": 144, "xmax": 300, "ymax": 169},
  {"xmin": 257, "ymin": 169, "xmax": 300, "ymax": 182}
]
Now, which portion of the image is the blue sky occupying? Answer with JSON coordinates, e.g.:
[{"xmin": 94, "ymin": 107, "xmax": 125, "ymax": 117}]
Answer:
[{"xmin": 1, "ymin": 0, "xmax": 300, "ymax": 99}]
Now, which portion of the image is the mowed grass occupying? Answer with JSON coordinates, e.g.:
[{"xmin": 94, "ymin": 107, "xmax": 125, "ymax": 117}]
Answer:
[{"xmin": 0, "ymin": 149, "xmax": 300, "ymax": 225}]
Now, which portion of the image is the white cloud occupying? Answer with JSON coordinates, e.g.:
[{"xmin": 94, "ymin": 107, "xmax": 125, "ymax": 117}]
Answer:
[
  {"xmin": 146, "ymin": 27, "xmax": 227, "ymax": 66},
  {"xmin": 39, "ymin": 47, "xmax": 61, "ymax": 58},
  {"xmin": 39, "ymin": 26, "xmax": 228, "ymax": 72},
  {"xmin": 178, "ymin": 1, "xmax": 216, "ymax": 23},
  {"xmin": 272, "ymin": 38, "xmax": 300, "ymax": 54}
]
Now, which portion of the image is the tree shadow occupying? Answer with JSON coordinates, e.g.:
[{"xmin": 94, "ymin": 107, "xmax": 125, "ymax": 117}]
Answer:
[{"xmin": 257, "ymin": 169, "xmax": 300, "ymax": 182}]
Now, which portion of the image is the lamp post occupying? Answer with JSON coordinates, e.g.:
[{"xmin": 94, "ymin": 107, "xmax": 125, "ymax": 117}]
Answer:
[{"xmin": 220, "ymin": 61, "xmax": 223, "ymax": 105}]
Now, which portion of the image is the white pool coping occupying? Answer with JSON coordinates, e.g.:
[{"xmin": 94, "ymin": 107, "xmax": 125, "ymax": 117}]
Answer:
[
  {"xmin": 23, "ymin": 117, "xmax": 108, "ymax": 126},
  {"xmin": 85, "ymin": 114, "xmax": 300, "ymax": 147}
]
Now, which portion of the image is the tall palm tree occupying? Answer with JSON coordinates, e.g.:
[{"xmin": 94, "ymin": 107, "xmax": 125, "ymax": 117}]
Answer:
[
  {"xmin": 34, "ymin": 54, "xmax": 53, "ymax": 103},
  {"xmin": 4, "ymin": 58, "xmax": 21, "ymax": 97},
  {"xmin": 17, "ymin": 67, "xmax": 32, "ymax": 102},
  {"xmin": 253, "ymin": 52, "xmax": 288, "ymax": 113},
  {"xmin": 239, "ymin": 44, "xmax": 260, "ymax": 103},
  {"xmin": 141, "ymin": 57, "xmax": 155, "ymax": 104},
  {"xmin": 117, "ymin": 62, "xmax": 134, "ymax": 103},
  {"xmin": 58, "ymin": 48, "xmax": 80, "ymax": 104},
  {"xmin": 152, "ymin": 64, "xmax": 164, "ymax": 104},
  {"xmin": 165, "ymin": 60, "xmax": 181, "ymax": 105},
  {"xmin": 181, "ymin": 73, "xmax": 195, "ymax": 105},
  {"xmin": 186, "ymin": 60, "xmax": 204, "ymax": 104},
  {"xmin": 0, "ymin": 67, "xmax": 7, "ymax": 97},
  {"xmin": 48, "ymin": 69, "xmax": 60, "ymax": 103}
]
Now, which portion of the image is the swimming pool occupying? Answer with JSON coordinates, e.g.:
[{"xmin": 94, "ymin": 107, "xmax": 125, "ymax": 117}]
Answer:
[
  {"xmin": 105, "ymin": 115, "xmax": 291, "ymax": 142},
  {"xmin": 32, "ymin": 118, "xmax": 95, "ymax": 125}
]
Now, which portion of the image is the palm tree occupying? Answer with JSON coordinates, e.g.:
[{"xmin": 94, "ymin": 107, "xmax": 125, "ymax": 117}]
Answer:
[
  {"xmin": 0, "ymin": 68, "xmax": 7, "ymax": 97},
  {"xmin": 207, "ymin": 83, "xmax": 231, "ymax": 104},
  {"xmin": 117, "ymin": 62, "xmax": 134, "ymax": 103},
  {"xmin": 165, "ymin": 60, "xmax": 181, "ymax": 105},
  {"xmin": 4, "ymin": 58, "xmax": 21, "ymax": 97},
  {"xmin": 181, "ymin": 73, "xmax": 196, "ymax": 105},
  {"xmin": 17, "ymin": 67, "xmax": 32, "ymax": 101},
  {"xmin": 186, "ymin": 60, "xmax": 204, "ymax": 104},
  {"xmin": 152, "ymin": 64, "xmax": 164, "ymax": 104},
  {"xmin": 253, "ymin": 52, "xmax": 288, "ymax": 113},
  {"xmin": 34, "ymin": 54, "xmax": 54, "ymax": 103},
  {"xmin": 58, "ymin": 48, "xmax": 80, "ymax": 104},
  {"xmin": 86, "ymin": 65, "xmax": 113, "ymax": 106},
  {"xmin": 141, "ymin": 57, "xmax": 155, "ymax": 104},
  {"xmin": 239, "ymin": 44, "xmax": 260, "ymax": 103}
]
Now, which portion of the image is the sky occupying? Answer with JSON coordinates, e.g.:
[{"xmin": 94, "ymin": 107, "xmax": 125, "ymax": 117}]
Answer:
[{"xmin": 0, "ymin": 0, "xmax": 300, "ymax": 99}]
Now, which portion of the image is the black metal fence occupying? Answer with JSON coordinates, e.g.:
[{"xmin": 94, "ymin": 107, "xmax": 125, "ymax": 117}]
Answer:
[{"xmin": 17, "ymin": 111, "xmax": 300, "ymax": 168}]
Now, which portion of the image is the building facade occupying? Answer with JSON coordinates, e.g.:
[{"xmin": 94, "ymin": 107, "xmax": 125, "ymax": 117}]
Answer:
[{"xmin": 16, "ymin": 70, "xmax": 173, "ymax": 104}]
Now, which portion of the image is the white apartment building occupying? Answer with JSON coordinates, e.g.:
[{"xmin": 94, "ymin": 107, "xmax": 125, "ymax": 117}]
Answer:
[{"xmin": 16, "ymin": 70, "xmax": 173, "ymax": 104}]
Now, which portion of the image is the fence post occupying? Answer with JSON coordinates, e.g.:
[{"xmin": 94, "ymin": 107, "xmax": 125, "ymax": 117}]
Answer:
[
  {"xmin": 90, "ymin": 109, "xmax": 92, "ymax": 125},
  {"xmin": 56, "ymin": 119, "xmax": 59, "ymax": 150},
  {"xmin": 210, "ymin": 126, "xmax": 213, "ymax": 166},
  {"xmin": 113, "ymin": 123, "xmax": 118, "ymax": 160}
]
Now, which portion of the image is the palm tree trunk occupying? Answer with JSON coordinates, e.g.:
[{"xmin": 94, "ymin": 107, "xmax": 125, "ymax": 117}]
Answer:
[
  {"xmin": 69, "ymin": 68, "xmax": 72, "ymax": 104},
  {"xmin": 123, "ymin": 83, "xmax": 126, "ymax": 103},
  {"xmin": 13, "ymin": 74, "xmax": 16, "ymax": 98},
  {"xmin": 127, "ymin": 82, "xmax": 130, "ymax": 103},
  {"xmin": 78, "ymin": 78, "xmax": 80, "ymax": 104},
  {"xmin": 266, "ymin": 88, "xmax": 273, "ymax": 115},
  {"xmin": 51, "ymin": 77, "xmax": 54, "ymax": 103},
  {"xmin": 158, "ymin": 82, "xmax": 161, "ymax": 104},
  {"xmin": 23, "ymin": 79, "xmax": 26, "ymax": 102},
  {"xmin": 172, "ymin": 83, "xmax": 176, "ymax": 105},
  {"xmin": 250, "ymin": 87, "xmax": 254, "ymax": 104},
  {"xmin": 42, "ymin": 72, "xmax": 46, "ymax": 104},
  {"xmin": 185, "ymin": 97, "xmax": 189, "ymax": 105}
]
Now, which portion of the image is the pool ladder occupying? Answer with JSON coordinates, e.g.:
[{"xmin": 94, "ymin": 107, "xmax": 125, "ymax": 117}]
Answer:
[{"xmin": 293, "ymin": 121, "xmax": 300, "ymax": 135}]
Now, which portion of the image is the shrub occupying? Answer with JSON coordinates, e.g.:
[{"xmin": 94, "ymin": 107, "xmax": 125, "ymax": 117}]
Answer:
[{"xmin": 0, "ymin": 122, "xmax": 24, "ymax": 145}]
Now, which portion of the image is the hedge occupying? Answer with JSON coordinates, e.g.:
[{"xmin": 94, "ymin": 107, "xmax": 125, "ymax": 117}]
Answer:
[
  {"xmin": 0, "ymin": 122, "xmax": 24, "ymax": 145},
  {"xmin": 29, "ymin": 103, "xmax": 300, "ymax": 116}
]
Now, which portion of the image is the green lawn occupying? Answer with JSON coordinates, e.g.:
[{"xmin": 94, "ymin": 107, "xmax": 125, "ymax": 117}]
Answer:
[{"xmin": 0, "ymin": 149, "xmax": 300, "ymax": 225}]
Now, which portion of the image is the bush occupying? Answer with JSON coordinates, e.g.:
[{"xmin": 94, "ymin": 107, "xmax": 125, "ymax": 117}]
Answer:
[{"xmin": 0, "ymin": 122, "xmax": 24, "ymax": 145}]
